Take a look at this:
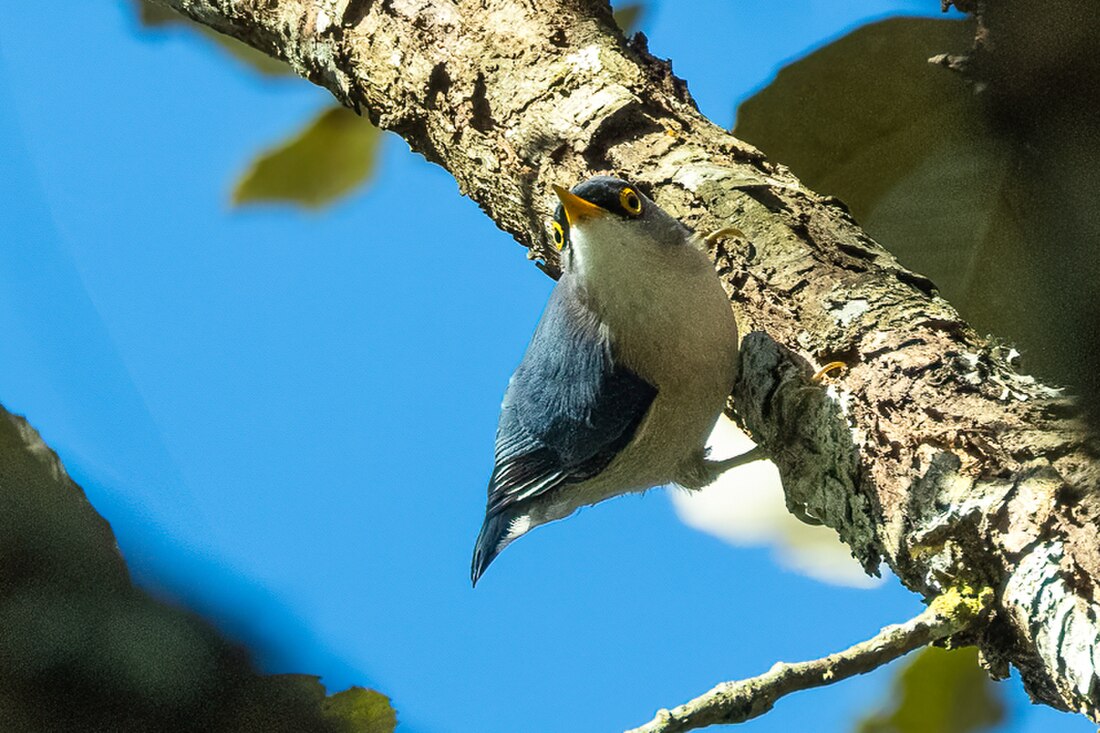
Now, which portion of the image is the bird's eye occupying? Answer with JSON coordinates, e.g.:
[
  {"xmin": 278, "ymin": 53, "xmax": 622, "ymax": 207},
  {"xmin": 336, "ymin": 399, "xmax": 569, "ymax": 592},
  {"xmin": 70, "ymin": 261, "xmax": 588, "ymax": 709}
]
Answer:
[
  {"xmin": 620, "ymin": 188, "xmax": 643, "ymax": 216},
  {"xmin": 551, "ymin": 221, "xmax": 565, "ymax": 250}
]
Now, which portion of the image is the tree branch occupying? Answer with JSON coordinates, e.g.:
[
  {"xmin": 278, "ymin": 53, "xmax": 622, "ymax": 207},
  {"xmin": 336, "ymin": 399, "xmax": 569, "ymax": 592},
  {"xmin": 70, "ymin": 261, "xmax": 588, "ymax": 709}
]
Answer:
[
  {"xmin": 148, "ymin": 0, "xmax": 1100, "ymax": 722},
  {"xmin": 626, "ymin": 587, "xmax": 993, "ymax": 733}
]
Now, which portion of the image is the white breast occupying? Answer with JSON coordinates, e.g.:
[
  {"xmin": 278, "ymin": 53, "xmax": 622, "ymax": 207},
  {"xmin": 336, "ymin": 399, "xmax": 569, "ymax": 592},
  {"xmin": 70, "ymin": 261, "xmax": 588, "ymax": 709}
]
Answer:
[{"xmin": 568, "ymin": 217, "xmax": 739, "ymax": 497}]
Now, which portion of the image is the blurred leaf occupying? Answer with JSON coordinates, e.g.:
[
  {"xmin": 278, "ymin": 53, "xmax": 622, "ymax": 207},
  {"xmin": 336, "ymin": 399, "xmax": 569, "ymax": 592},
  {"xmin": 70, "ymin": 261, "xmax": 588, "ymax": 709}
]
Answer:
[
  {"xmin": 135, "ymin": 0, "xmax": 292, "ymax": 76},
  {"xmin": 0, "ymin": 409, "xmax": 131, "ymax": 595},
  {"xmin": 323, "ymin": 687, "xmax": 398, "ymax": 733},
  {"xmin": 734, "ymin": 17, "xmax": 1100, "ymax": 415},
  {"xmin": 233, "ymin": 106, "xmax": 382, "ymax": 209},
  {"xmin": 231, "ymin": 675, "xmax": 396, "ymax": 733},
  {"xmin": 613, "ymin": 3, "xmax": 645, "ymax": 34},
  {"xmin": 0, "ymin": 404, "xmax": 398, "ymax": 731},
  {"xmin": 856, "ymin": 647, "xmax": 1005, "ymax": 733}
]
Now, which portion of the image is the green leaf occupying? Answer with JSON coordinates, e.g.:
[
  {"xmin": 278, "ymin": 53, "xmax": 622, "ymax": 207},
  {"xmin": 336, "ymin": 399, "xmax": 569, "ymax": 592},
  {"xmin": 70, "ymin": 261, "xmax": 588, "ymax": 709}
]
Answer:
[
  {"xmin": 733, "ymin": 17, "xmax": 1100, "ymax": 407},
  {"xmin": 135, "ymin": 0, "xmax": 293, "ymax": 76},
  {"xmin": 856, "ymin": 647, "xmax": 1005, "ymax": 733},
  {"xmin": 0, "ymin": 409, "xmax": 131, "ymax": 594},
  {"xmin": 223, "ymin": 675, "xmax": 397, "ymax": 733},
  {"xmin": 0, "ymin": 406, "xmax": 402, "ymax": 731},
  {"xmin": 613, "ymin": 3, "xmax": 645, "ymax": 34},
  {"xmin": 322, "ymin": 687, "xmax": 398, "ymax": 733},
  {"xmin": 233, "ymin": 106, "xmax": 383, "ymax": 209}
]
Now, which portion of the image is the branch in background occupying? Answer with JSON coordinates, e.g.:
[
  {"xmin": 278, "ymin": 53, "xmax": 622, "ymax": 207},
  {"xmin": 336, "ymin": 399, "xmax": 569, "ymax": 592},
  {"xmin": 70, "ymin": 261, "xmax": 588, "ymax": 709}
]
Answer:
[
  {"xmin": 626, "ymin": 588, "xmax": 993, "ymax": 733},
  {"xmin": 145, "ymin": 0, "xmax": 1100, "ymax": 722}
]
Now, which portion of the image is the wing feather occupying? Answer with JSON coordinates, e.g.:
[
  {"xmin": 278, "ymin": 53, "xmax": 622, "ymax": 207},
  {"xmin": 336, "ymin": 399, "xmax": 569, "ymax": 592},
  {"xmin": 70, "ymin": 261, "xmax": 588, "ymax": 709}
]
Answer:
[{"xmin": 484, "ymin": 277, "xmax": 656, "ymax": 517}]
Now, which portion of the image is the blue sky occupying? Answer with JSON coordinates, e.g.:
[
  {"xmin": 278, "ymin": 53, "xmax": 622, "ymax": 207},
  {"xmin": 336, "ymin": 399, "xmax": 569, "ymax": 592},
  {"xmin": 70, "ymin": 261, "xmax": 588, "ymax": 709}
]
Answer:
[{"xmin": 0, "ymin": 2, "xmax": 1091, "ymax": 732}]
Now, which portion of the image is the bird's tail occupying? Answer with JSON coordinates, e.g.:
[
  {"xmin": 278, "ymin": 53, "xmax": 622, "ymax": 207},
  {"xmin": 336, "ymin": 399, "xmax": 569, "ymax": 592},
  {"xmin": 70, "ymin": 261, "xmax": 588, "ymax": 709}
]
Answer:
[{"xmin": 471, "ymin": 510, "xmax": 520, "ymax": 587}]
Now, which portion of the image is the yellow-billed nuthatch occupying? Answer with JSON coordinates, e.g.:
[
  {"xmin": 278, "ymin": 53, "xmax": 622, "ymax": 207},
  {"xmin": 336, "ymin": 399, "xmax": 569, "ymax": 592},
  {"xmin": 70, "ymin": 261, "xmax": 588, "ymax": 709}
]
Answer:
[{"xmin": 472, "ymin": 176, "xmax": 759, "ymax": 585}]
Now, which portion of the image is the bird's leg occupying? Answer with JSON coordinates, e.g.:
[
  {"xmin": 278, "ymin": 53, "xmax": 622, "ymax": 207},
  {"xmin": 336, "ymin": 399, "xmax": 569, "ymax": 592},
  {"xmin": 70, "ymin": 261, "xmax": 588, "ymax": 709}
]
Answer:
[
  {"xmin": 678, "ymin": 444, "xmax": 769, "ymax": 490},
  {"xmin": 675, "ymin": 362, "xmax": 843, "ymax": 506},
  {"xmin": 687, "ymin": 444, "xmax": 826, "ymax": 526},
  {"xmin": 702, "ymin": 444, "xmax": 769, "ymax": 476}
]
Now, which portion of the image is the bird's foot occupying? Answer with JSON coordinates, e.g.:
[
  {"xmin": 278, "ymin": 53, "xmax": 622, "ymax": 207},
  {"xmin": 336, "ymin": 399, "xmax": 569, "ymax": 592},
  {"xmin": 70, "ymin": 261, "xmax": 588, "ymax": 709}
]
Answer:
[
  {"xmin": 705, "ymin": 444, "xmax": 769, "ymax": 475},
  {"xmin": 678, "ymin": 445, "xmax": 769, "ymax": 489},
  {"xmin": 790, "ymin": 503, "xmax": 824, "ymax": 526}
]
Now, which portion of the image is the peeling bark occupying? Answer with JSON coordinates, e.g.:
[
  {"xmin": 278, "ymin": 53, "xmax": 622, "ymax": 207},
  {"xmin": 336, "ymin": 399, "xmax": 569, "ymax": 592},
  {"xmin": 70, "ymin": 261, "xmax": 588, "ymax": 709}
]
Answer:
[{"xmin": 150, "ymin": 0, "xmax": 1100, "ymax": 721}]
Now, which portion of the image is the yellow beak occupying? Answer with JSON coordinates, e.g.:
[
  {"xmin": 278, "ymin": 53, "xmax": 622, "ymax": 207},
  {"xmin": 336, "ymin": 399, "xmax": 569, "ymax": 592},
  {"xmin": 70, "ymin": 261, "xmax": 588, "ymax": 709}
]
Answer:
[{"xmin": 553, "ymin": 184, "xmax": 607, "ymax": 226}]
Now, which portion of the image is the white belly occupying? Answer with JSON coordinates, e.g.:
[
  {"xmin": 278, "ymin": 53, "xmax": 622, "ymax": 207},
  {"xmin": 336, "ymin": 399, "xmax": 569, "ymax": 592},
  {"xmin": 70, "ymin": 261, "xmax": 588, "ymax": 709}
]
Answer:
[{"xmin": 565, "ymin": 218, "xmax": 739, "ymax": 503}]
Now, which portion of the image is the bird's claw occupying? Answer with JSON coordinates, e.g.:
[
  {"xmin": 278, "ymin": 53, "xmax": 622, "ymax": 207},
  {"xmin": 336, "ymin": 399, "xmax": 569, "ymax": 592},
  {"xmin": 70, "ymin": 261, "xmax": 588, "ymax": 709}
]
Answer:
[
  {"xmin": 702, "ymin": 226, "xmax": 747, "ymax": 246},
  {"xmin": 812, "ymin": 361, "xmax": 847, "ymax": 382},
  {"xmin": 791, "ymin": 503, "xmax": 824, "ymax": 526}
]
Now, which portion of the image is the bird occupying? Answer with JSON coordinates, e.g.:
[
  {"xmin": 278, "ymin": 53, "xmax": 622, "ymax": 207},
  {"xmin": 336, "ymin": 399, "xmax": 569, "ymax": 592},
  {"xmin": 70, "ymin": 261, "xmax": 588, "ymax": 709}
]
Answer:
[{"xmin": 471, "ymin": 175, "xmax": 762, "ymax": 585}]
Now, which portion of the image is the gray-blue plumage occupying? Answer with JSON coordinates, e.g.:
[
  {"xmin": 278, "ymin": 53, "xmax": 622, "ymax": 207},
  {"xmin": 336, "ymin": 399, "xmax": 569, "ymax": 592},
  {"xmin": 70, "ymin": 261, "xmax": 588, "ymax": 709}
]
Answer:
[{"xmin": 472, "ymin": 277, "xmax": 657, "ymax": 578}]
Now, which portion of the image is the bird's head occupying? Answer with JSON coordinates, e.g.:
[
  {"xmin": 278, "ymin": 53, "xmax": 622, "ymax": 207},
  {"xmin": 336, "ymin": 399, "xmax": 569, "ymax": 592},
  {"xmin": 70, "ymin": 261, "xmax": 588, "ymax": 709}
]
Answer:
[{"xmin": 550, "ymin": 176, "xmax": 690, "ymax": 272}]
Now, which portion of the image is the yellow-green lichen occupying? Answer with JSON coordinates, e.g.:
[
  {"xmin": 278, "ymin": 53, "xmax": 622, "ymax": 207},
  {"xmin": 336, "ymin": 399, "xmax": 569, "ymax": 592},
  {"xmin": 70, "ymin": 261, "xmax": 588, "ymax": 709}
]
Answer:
[{"xmin": 930, "ymin": 584, "xmax": 995, "ymax": 630}]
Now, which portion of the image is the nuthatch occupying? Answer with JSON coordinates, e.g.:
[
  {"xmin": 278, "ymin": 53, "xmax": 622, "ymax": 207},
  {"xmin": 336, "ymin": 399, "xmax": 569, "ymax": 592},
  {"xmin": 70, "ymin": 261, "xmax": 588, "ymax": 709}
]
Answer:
[{"xmin": 471, "ymin": 176, "xmax": 760, "ymax": 585}]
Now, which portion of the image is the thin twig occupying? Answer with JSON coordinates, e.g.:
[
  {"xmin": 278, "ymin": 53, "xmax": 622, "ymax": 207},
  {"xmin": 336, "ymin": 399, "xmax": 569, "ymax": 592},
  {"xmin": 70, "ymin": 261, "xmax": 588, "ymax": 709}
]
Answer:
[{"xmin": 625, "ymin": 587, "xmax": 993, "ymax": 733}]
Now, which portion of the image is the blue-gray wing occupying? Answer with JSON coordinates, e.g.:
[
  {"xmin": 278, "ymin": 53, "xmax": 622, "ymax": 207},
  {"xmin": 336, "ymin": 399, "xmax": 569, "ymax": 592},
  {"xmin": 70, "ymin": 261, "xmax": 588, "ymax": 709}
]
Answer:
[{"xmin": 485, "ymin": 278, "xmax": 657, "ymax": 516}]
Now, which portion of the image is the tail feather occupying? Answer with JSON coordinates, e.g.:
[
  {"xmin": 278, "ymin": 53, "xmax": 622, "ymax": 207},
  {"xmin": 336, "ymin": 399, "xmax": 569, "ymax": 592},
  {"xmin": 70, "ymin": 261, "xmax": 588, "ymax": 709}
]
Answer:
[{"xmin": 471, "ymin": 511, "xmax": 522, "ymax": 586}]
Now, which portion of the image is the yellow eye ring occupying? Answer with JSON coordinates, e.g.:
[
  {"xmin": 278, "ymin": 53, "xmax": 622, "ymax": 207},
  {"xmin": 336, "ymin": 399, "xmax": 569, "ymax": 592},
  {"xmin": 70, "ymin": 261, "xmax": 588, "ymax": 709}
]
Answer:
[
  {"xmin": 551, "ymin": 221, "xmax": 565, "ymax": 250},
  {"xmin": 620, "ymin": 187, "xmax": 642, "ymax": 216}
]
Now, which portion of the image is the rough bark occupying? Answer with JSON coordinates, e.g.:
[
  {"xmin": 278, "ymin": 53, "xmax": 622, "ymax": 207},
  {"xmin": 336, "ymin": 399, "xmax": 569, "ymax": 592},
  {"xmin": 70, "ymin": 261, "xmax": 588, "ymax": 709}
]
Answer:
[{"xmin": 150, "ymin": 0, "xmax": 1100, "ymax": 722}]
